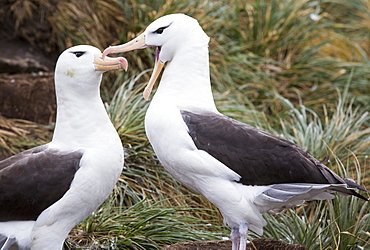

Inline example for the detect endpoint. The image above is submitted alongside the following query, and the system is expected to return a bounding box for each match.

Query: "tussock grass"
[106,71,149,147]
[48,0,125,50]
[260,189,370,249]
[274,92,370,169]
[67,198,225,250]
[0,116,52,158]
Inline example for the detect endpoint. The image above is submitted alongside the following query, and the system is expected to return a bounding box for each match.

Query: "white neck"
[51,79,117,150]
[153,40,217,112]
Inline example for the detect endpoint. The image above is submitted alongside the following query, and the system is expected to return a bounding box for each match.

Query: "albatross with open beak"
[103,14,369,250]
[0,45,127,250]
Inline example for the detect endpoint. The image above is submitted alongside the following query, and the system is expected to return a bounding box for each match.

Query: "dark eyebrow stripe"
[70,51,86,55]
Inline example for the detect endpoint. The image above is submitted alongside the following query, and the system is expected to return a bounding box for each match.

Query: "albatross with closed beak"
[103,14,369,250]
[0,45,127,250]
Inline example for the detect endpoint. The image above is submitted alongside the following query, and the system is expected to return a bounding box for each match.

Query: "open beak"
[143,49,165,100]
[103,33,165,100]
[94,53,128,72]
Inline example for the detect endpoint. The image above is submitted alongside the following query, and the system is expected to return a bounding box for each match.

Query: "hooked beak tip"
[102,47,112,59]
[119,57,129,71]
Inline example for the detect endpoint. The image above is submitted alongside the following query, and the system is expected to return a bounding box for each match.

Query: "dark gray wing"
[0,145,83,221]
[181,111,360,187]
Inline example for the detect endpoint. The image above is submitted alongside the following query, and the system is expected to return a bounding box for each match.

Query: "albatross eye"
[71,51,85,58]
[153,25,170,34]
[153,27,165,34]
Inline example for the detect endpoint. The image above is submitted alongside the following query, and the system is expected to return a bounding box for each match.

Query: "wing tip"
[343,178,369,201]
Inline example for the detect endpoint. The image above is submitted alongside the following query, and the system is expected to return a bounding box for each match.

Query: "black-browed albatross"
[0,45,127,250]
[103,14,369,250]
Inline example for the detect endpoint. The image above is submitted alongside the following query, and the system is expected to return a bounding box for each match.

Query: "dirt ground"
[0,38,57,125]
[164,239,307,250]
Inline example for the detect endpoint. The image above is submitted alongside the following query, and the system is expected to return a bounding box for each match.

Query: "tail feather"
[255,181,369,213]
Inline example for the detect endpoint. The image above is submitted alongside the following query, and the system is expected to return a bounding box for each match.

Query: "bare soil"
[0,38,57,125]
[164,239,307,250]
[0,72,56,124]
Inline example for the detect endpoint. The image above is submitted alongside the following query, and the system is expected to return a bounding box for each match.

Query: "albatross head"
[55,45,128,98]
[102,14,209,100]
[57,45,128,76]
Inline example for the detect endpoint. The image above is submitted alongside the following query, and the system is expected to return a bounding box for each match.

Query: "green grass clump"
[259,179,370,249]
[67,198,224,249]
[260,196,370,249]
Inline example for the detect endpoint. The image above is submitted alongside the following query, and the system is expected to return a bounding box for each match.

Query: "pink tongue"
[155,47,160,62]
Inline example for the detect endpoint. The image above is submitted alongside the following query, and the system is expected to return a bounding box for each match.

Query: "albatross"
[103,14,369,250]
[0,45,127,250]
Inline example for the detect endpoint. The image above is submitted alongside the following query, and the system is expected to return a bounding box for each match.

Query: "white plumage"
[103,14,369,250]
[0,45,127,250]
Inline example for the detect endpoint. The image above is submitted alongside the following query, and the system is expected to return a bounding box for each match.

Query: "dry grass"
[48,0,126,50]
[0,116,51,159]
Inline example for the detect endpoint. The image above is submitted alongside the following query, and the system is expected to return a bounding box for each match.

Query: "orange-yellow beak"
[94,52,128,72]
[103,33,165,100]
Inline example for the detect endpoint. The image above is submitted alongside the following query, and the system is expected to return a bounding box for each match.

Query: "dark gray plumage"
[0,145,82,221]
[181,110,368,200]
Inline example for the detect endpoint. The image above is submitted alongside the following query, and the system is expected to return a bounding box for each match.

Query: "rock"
[0,57,49,74]
[0,39,56,74]
[0,72,56,124]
